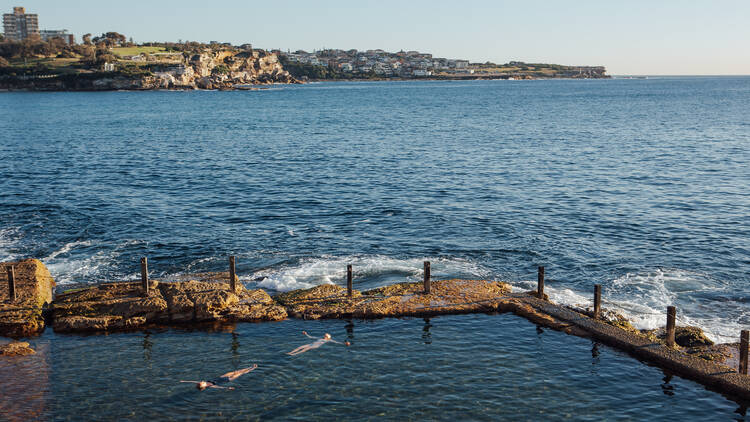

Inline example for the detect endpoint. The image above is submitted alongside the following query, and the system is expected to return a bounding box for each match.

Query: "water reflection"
[661,371,675,397]
[345,319,354,343]
[735,403,747,420]
[591,342,601,360]
[143,332,153,362]
[231,332,240,367]
[422,318,432,344]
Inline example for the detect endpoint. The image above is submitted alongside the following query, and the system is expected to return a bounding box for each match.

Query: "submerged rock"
[52,280,286,333]
[0,259,55,338]
[0,341,35,356]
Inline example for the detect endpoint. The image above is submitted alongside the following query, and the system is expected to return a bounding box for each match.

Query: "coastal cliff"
[0,49,298,91]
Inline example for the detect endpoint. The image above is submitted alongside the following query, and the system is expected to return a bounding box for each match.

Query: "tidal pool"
[1,313,747,421]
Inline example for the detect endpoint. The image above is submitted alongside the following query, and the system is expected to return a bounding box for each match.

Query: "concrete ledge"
[513,293,750,401]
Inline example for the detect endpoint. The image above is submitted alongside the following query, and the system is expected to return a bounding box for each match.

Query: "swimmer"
[287,331,350,356]
[180,364,258,390]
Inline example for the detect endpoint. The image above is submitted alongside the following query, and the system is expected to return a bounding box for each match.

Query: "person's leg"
[288,345,311,355]
[222,366,257,380]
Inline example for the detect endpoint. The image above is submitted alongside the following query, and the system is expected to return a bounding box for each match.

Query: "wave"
[518,268,742,344]
[0,227,22,261]
[244,255,491,293]
[44,239,141,286]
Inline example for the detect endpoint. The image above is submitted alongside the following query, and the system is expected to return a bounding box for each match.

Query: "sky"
[5,0,750,75]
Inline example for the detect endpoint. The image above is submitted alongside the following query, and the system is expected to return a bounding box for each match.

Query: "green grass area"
[111,46,167,57]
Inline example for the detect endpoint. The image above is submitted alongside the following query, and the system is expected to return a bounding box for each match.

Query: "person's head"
[197,381,210,390]
[323,333,332,340]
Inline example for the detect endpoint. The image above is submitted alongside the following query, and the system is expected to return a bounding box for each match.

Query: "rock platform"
[2,258,750,401]
[52,280,287,333]
[276,279,512,319]
[0,259,55,338]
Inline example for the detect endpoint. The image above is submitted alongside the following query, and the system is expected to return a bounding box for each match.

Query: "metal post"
[666,306,676,348]
[6,266,16,302]
[347,264,353,297]
[423,261,431,294]
[229,256,237,292]
[593,284,602,319]
[141,257,149,297]
[740,330,749,375]
[537,266,545,299]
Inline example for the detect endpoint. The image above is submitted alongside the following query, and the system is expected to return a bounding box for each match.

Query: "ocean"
[1,77,749,419]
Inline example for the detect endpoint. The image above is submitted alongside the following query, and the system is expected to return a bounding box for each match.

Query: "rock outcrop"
[0,341,35,356]
[276,279,512,319]
[0,259,55,338]
[52,280,286,333]
[0,49,299,91]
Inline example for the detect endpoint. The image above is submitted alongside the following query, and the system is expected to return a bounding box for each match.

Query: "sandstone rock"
[642,325,714,348]
[276,279,512,320]
[0,341,35,356]
[276,284,362,319]
[0,259,55,338]
[51,280,286,333]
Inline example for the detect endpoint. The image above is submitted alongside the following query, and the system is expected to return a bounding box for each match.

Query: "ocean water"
[1,77,749,418]
[2,78,749,342]
[2,314,749,421]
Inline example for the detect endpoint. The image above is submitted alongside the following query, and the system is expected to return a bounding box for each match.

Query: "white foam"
[44,240,93,261]
[246,255,491,292]
[0,227,22,261]
[520,268,744,344]
[44,239,140,285]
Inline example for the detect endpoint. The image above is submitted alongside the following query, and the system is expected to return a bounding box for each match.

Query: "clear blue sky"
[7,0,750,75]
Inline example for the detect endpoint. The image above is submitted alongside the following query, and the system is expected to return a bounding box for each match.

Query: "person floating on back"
[287,331,350,356]
[180,364,258,390]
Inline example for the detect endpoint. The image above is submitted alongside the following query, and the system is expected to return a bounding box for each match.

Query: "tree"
[92,32,127,48]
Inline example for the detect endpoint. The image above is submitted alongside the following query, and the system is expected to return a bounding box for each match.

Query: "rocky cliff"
[0,49,298,91]
[155,49,297,89]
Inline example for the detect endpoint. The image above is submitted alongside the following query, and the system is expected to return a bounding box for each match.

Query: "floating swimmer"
[287,331,350,356]
[180,364,258,390]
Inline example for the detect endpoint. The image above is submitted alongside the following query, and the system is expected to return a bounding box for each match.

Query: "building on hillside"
[40,29,74,44]
[454,60,469,69]
[3,6,39,41]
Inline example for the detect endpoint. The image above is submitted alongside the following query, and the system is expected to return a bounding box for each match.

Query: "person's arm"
[302,331,315,339]
[209,385,235,390]
[179,381,199,384]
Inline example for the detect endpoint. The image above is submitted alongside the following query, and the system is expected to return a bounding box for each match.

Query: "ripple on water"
[1,314,741,420]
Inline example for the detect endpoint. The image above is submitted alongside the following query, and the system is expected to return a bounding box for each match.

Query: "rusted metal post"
[423,261,431,294]
[140,257,149,297]
[593,284,602,319]
[537,266,545,299]
[346,264,353,297]
[229,256,237,292]
[740,330,749,375]
[666,306,676,348]
[6,266,16,302]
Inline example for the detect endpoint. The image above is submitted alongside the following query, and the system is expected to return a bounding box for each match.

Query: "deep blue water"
[1,77,749,418]
[2,78,748,341]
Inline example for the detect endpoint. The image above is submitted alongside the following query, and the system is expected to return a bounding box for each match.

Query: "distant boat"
[507,77,515,81]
